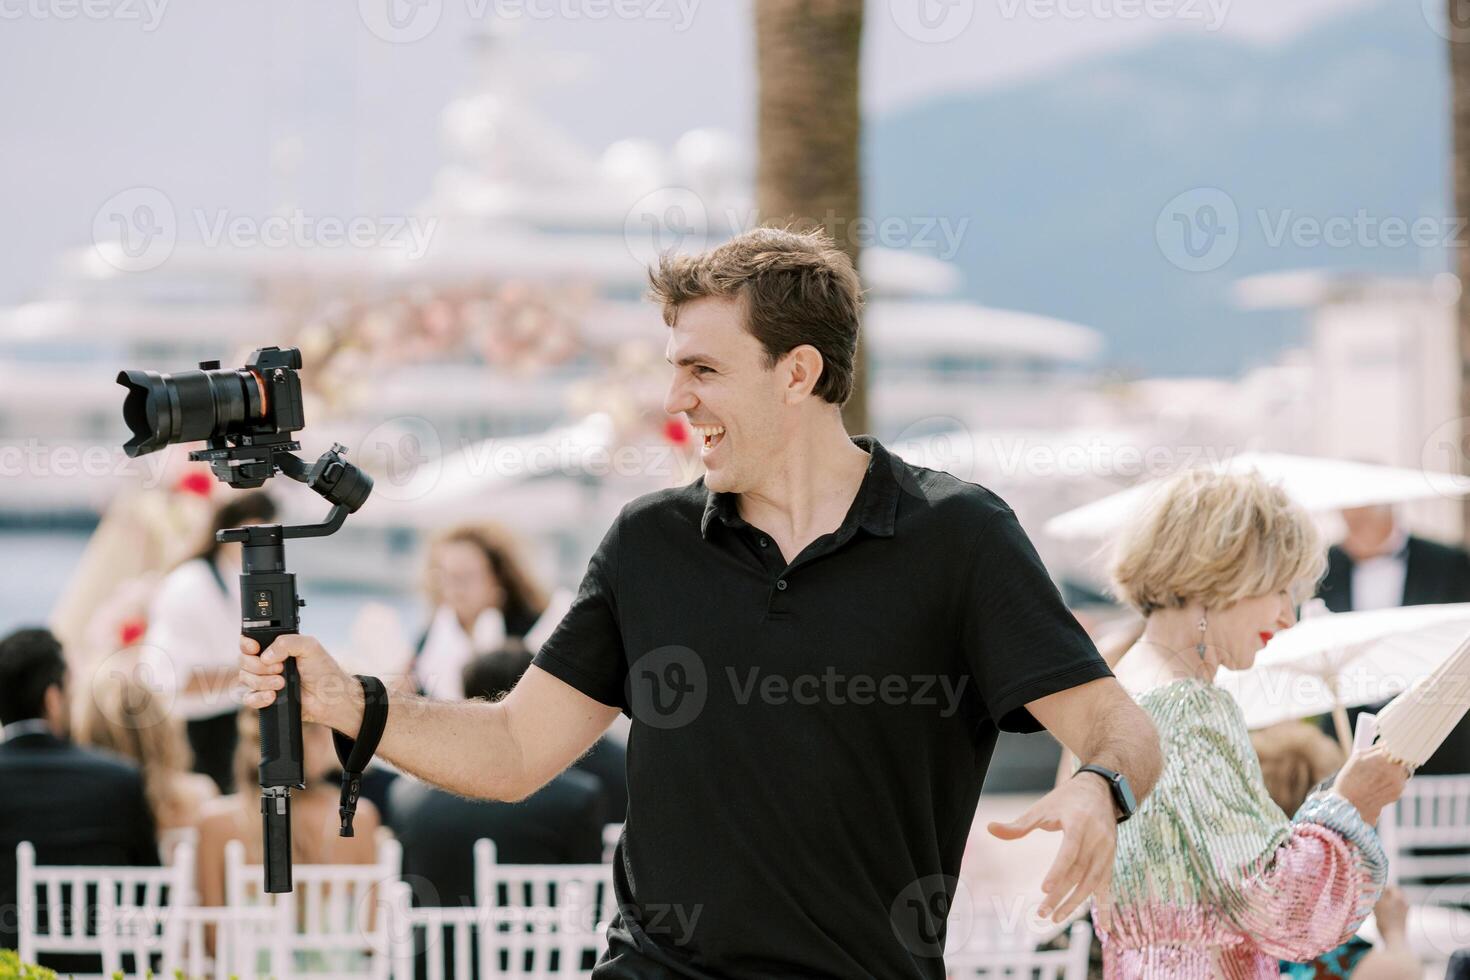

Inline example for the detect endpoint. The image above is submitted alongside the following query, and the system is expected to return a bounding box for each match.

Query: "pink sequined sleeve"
[1169,689,1387,961]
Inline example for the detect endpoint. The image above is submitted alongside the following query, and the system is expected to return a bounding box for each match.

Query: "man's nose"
[664,377,696,417]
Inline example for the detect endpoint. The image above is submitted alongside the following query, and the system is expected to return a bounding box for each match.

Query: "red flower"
[119,618,147,648]
[174,470,214,498]
[663,418,689,446]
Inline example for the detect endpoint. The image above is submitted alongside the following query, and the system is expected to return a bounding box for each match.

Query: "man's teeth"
[691,424,725,447]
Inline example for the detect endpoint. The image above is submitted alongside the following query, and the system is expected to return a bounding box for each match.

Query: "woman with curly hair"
[1098,469,1411,977]
[410,522,550,701]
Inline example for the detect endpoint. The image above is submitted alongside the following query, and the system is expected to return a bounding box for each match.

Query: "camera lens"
[117,366,265,457]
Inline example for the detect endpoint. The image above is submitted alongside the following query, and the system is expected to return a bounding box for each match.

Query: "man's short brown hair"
[648,227,864,405]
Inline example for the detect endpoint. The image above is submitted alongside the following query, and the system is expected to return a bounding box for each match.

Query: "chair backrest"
[1386,774,1470,908]
[16,839,195,978]
[223,833,403,980]
[387,881,601,980]
[944,920,1093,980]
[470,838,612,977]
[601,823,621,864]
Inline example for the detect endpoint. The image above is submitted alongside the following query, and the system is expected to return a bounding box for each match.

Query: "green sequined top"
[1097,677,1387,978]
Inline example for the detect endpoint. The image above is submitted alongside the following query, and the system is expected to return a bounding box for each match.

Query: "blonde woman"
[74,667,217,855]
[1098,470,1410,977]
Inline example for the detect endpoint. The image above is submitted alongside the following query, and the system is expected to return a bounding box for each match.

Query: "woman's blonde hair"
[1110,469,1326,616]
[75,668,197,829]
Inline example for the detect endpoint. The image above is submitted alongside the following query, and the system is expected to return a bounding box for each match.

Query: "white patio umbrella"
[1044,452,1470,541]
[1213,602,1470,752]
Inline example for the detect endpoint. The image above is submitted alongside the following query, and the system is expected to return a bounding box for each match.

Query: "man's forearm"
[1079,697,1162,804]
[329,687,528,801]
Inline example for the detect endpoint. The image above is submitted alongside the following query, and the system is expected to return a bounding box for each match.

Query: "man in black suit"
[388,646,607,907]
[0,627,160,965]
[1315,504,1470,773]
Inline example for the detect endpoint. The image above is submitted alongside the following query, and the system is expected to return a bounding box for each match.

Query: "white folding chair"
[945,920,1093,980]
[16,839,196,978]
[472,839,612,977]
[222,833,402,980]
[1384,774,1470,908]
[601,823,621,864]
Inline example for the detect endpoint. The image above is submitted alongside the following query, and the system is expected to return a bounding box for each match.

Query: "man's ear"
[43,682,67,735]
[782,345,825,403]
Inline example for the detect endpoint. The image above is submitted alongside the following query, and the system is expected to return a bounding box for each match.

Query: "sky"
[0,0,1381,307]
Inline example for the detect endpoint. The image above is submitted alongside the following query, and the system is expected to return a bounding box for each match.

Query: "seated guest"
[193,709,380,909]
[1251,722,1421,980]
[389,646,605,906]
[410,523,549,701]
[75,667,218,856]
[0,627,160,964]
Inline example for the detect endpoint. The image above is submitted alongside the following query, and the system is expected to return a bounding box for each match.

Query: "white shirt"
[414,605,506,701]
[142,557,243,721]
[1350,525,1410,612]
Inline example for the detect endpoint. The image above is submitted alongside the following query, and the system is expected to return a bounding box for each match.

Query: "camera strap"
[333,675,389,837]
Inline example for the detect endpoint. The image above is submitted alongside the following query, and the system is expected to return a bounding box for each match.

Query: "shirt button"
[776,579,788,591]
[759,537,769,548]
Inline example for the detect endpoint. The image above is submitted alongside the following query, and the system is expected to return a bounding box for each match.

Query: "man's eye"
[693,365,713,375]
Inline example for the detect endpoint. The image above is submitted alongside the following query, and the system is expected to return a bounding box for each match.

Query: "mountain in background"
[866,0,1448,376]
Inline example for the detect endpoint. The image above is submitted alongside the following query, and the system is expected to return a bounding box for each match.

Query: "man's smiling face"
[663,295,787,494]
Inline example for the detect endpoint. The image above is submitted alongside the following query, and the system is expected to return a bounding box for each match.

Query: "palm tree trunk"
[754,0,868,434]
[1453,2,1470,543]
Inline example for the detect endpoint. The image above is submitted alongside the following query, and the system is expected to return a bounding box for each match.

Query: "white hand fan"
[1373,630,1470,768]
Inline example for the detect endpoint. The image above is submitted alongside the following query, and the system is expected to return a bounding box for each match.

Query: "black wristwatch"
[1075,764,1137,823]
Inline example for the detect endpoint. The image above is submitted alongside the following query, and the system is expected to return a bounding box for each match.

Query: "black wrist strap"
[333,675,388,838]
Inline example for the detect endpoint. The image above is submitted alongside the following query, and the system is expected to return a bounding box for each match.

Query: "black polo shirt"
[532,435,1112,979]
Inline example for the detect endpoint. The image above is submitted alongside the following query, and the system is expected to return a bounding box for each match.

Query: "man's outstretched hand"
[986,772,1117,929]
[238,634,363,734]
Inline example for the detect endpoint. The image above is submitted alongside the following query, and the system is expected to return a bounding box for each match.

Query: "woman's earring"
[1196,612,1208,660]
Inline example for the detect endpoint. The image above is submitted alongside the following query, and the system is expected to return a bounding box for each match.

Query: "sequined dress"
[1095,678,1387,978]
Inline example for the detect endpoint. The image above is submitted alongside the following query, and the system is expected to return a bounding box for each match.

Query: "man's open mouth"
[691,424,726,455]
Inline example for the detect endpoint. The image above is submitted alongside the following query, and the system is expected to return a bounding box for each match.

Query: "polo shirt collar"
[700,435,900,540]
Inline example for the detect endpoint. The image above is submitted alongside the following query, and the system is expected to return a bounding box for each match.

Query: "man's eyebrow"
[665,354,724,368]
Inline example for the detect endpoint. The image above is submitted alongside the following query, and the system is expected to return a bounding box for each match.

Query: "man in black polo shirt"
[240,228,1162,978]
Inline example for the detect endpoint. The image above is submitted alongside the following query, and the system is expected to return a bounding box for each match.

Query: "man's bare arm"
[988,676,1161,926]
[238,634,620,801]
[1031,676,1162,803]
